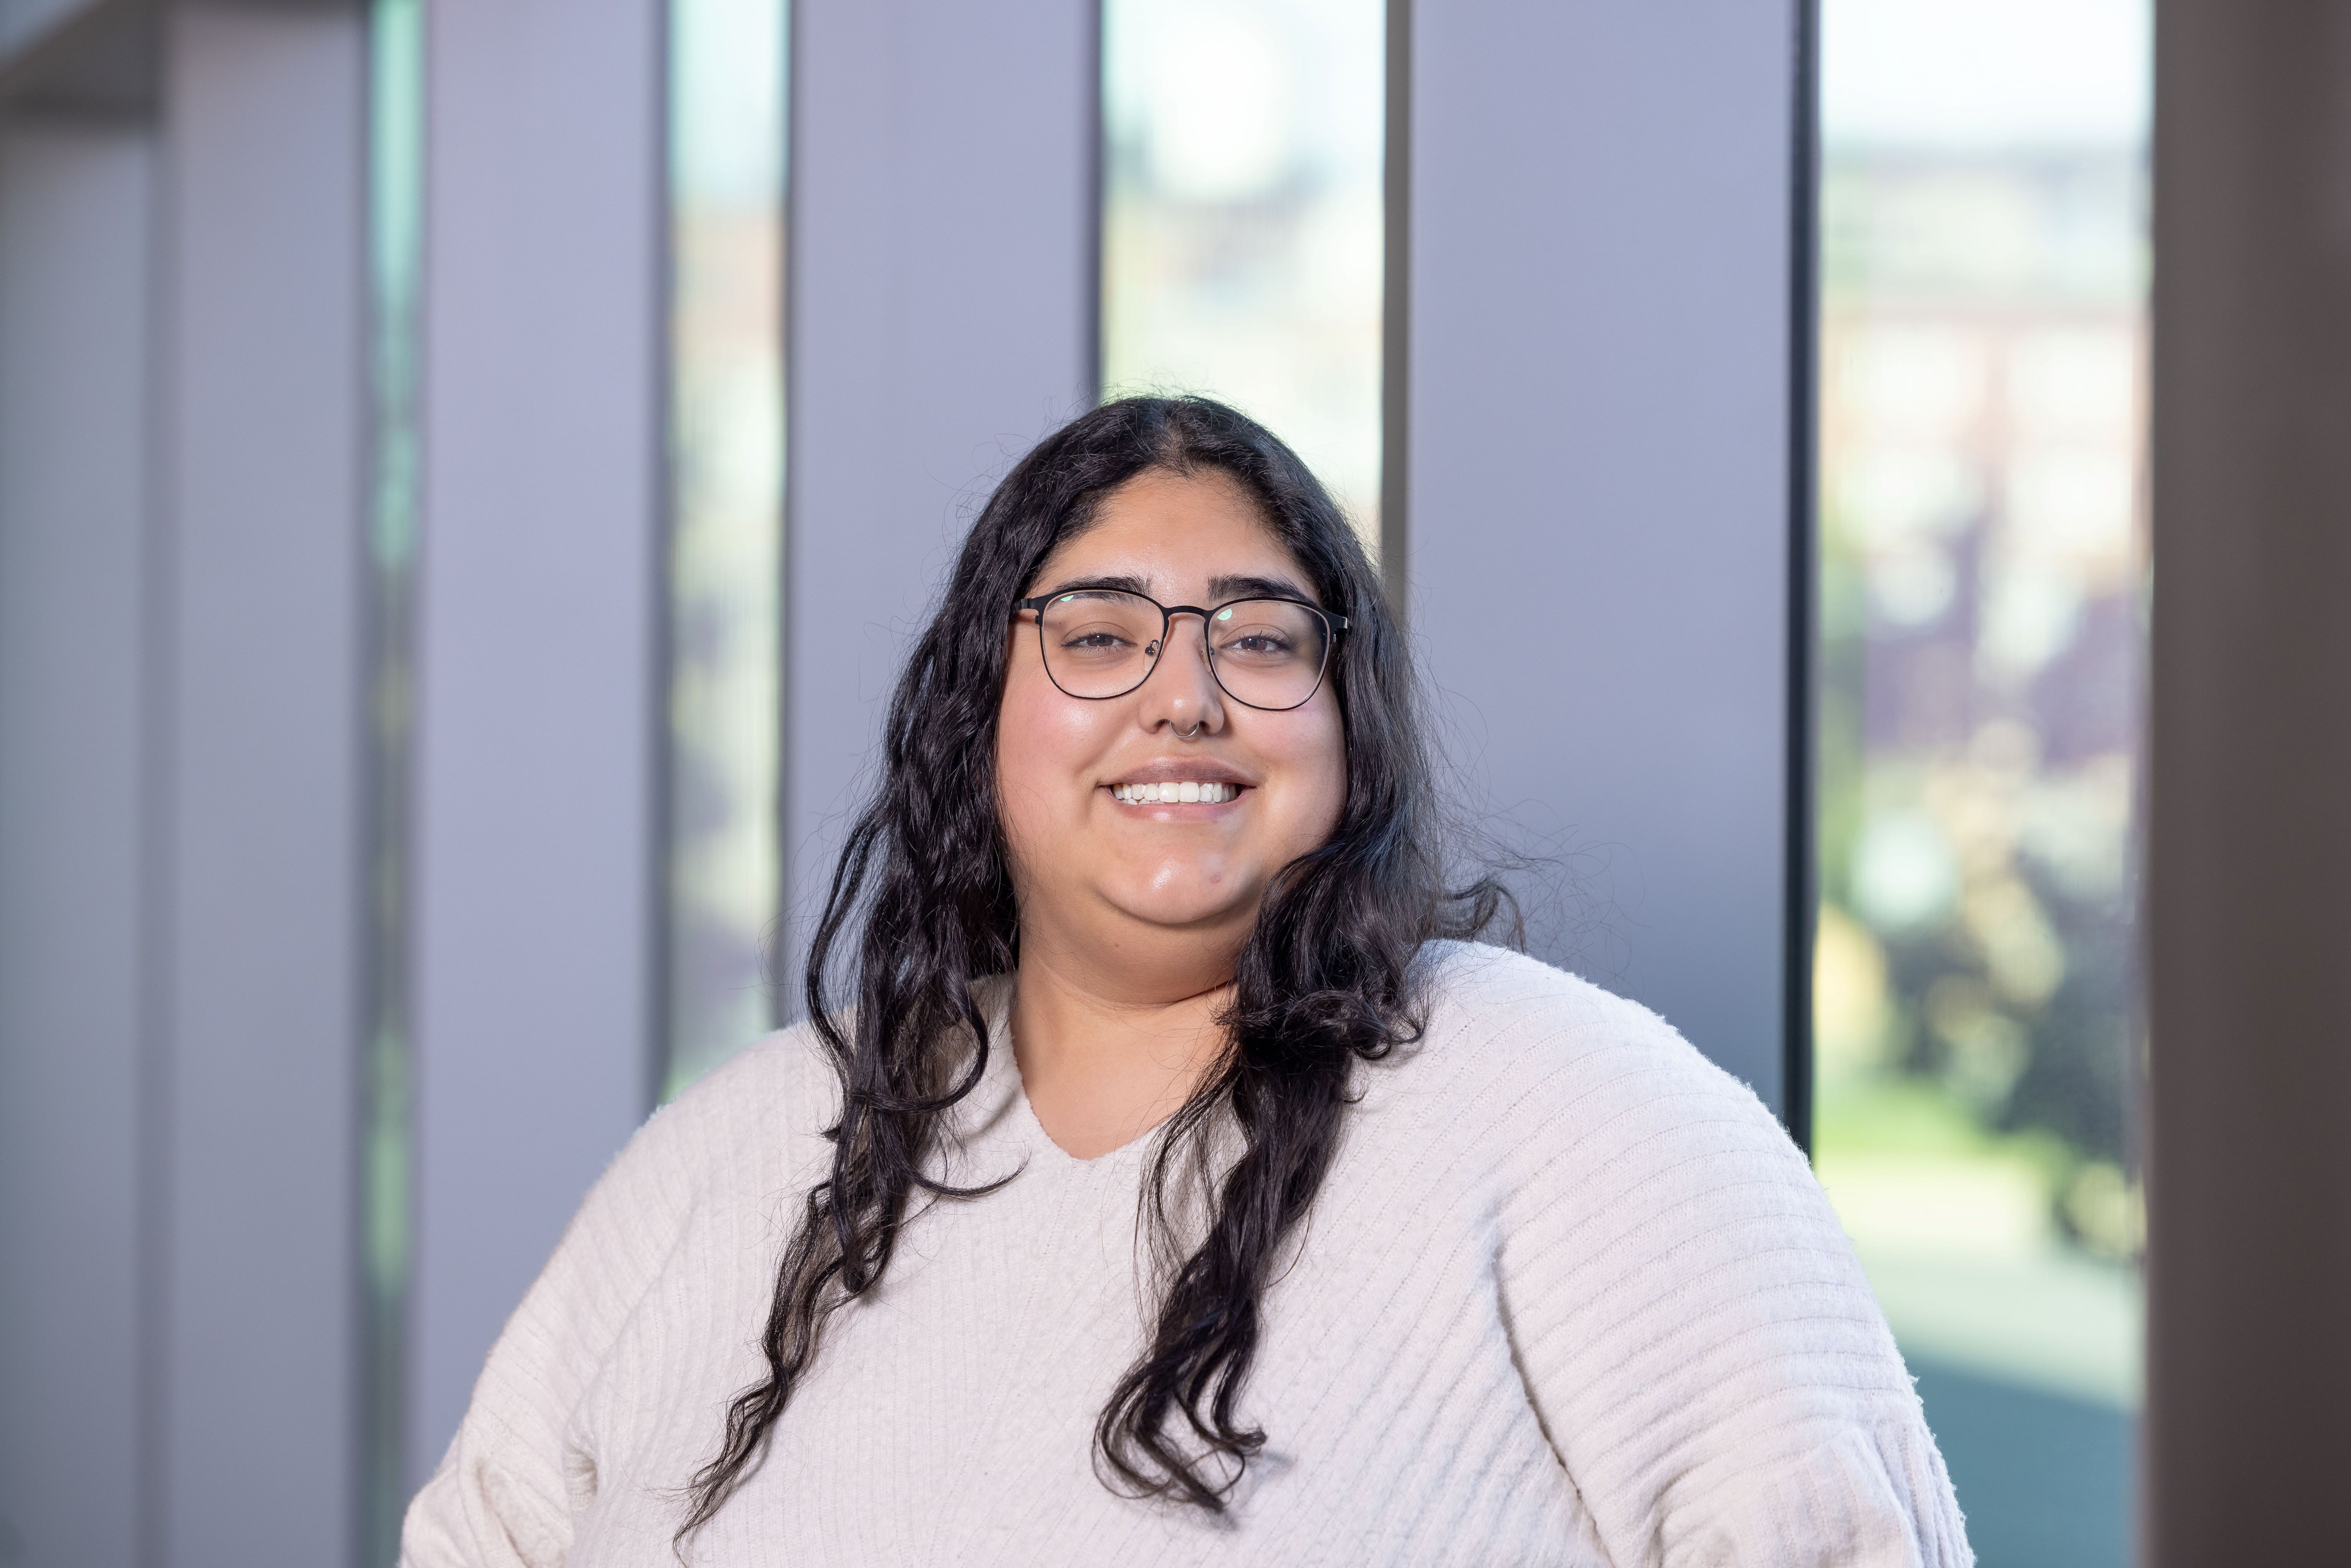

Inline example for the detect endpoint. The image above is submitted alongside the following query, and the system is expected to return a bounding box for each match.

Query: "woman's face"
[996,468,1348,984]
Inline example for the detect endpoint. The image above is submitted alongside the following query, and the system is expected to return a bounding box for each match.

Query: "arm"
[398,1041,796,1568]
[1483,986,1970,1567]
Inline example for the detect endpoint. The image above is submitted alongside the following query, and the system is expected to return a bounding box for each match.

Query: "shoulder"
[1366,942,1838,1304]
[398,1024,840,1567]
[482,1021,838,1336]
[1383,940,1796,1175]
[1385,949,1958,1564]
[1414,939,1696,1063]
[630,1019,841,1205]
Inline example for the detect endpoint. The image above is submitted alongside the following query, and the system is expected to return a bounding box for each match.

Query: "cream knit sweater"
[401,944,1970,1566]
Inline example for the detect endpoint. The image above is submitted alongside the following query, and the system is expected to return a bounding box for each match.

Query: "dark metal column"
[2147,2,2351,1560]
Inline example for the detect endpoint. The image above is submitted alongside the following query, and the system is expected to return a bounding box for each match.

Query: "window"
[662,0,789,1095]
[1813,2,2150,1561]
[1101,0,1386,546]
[364,1,422,1556]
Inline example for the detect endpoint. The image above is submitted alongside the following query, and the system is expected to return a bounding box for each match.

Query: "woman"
[403,398,1968,1566]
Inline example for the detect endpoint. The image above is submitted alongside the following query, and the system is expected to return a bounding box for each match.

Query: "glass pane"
[664,0,788,1096]
[1101,0,1386,544]
[1814,3,2150,1564]
[363,0,423,1558]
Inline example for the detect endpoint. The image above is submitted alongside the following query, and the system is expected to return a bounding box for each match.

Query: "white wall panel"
[409,0,664,1483]
[1406,0,1802,1108]
[0,121,152,1568]
[157,3,370,1558]
[783,0,1096,972]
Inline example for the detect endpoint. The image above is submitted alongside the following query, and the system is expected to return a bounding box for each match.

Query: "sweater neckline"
[976,980,1160,1178]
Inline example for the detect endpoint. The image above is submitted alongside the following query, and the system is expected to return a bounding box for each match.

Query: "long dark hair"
[679,396,1506,1535]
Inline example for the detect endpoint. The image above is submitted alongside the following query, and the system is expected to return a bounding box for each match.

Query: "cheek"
[1261,705,1349,850]
[994,656,1110,844]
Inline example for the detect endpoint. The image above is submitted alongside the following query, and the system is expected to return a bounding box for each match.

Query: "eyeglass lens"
[1036,591,1331,710]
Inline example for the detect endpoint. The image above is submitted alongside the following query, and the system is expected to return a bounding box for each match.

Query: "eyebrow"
[1034,571,1318,606]
[1206,572,1315,605]
[1037,573,1153,598]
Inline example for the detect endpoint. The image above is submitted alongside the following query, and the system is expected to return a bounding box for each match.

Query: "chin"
[1106,877,1260,935]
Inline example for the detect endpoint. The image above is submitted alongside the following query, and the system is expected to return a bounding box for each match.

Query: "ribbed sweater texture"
[401,943,1971,1566]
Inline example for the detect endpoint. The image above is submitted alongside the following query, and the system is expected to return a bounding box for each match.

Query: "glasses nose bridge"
[1150,601,1215,655]
[1156,601,1213,639]
[1141,601,1221,694]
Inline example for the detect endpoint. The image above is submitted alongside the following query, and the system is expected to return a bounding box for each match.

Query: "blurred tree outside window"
[1815,2,2149,1563]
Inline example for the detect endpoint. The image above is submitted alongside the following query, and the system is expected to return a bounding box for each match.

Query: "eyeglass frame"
[1011,589,1350,712]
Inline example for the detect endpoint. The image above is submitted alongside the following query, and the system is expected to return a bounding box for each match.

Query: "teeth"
[1114,782,1235,804]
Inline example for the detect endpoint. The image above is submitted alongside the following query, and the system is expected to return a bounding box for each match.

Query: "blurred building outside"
[1813,1,2149,1561]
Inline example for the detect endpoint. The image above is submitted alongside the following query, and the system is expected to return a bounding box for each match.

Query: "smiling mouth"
[1110,781,1240,805]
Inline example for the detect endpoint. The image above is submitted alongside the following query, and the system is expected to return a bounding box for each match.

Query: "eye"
[1227,631,1294,655]
[1210,617,1304,662]
[1040,593,1157,649]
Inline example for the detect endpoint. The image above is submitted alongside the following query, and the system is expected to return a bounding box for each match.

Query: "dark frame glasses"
[1012,589,1349,712]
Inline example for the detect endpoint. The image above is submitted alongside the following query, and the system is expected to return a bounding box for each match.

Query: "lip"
[1106,783,1244,812]
[1104,758,1255,789]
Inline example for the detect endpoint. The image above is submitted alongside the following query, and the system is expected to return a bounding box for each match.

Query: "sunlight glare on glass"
[1821,0,2149,150]
[1101,0,1386,547]
[664,0,787,1097]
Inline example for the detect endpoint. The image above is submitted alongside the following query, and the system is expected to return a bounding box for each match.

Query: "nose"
[1138,609,1225,737]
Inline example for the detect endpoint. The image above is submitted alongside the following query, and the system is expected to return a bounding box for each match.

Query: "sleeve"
[397,1044,789,1568]
[1483,980,1972,1568]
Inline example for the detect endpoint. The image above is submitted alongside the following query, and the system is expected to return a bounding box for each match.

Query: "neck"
[1008,935,1235,1161]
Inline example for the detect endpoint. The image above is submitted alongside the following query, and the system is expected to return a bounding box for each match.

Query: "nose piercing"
[1175,721,1203,740]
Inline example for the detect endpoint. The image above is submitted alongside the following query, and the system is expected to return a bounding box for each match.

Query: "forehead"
[1035,468,1311,598]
